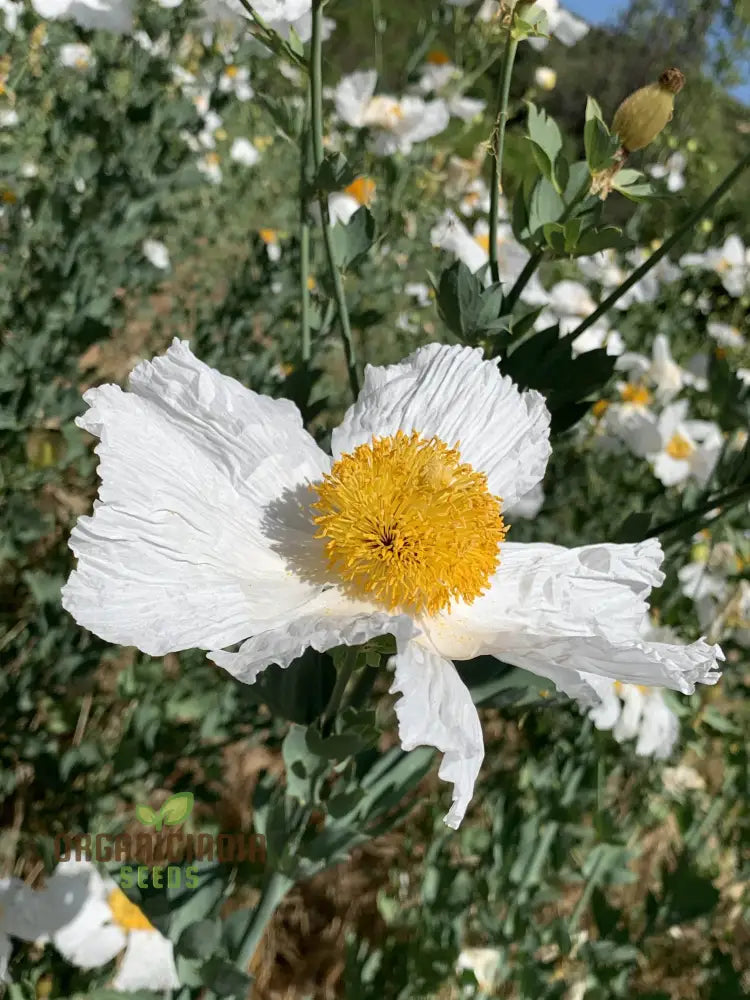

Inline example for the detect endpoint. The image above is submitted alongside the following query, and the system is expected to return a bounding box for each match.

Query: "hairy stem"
[489,30,519,285]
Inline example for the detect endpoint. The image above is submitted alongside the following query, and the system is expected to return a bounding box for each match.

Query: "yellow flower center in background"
[474,232,490,253]
[311,431,506,615]
[426,49,451,65]
[619,383,652,407]
[107,888,154,932]
[258,227,277,245]
[592,399,609,418]
[344,176,376,206]
[225,64,239,78]
[665,432,694,460]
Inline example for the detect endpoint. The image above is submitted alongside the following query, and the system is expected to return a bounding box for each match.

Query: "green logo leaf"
[160,792,194,829]
[135,803,157,827]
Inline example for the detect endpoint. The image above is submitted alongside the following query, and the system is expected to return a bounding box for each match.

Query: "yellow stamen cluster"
[344,176,376,206]
[620,383,652,407]
[311,431,506,615]
[665,432,694,460]
[108,888,154,932]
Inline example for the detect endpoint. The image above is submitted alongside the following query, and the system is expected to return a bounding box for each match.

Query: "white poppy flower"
[576,249,625,290]
[197,152,222,184]
[0,0,22,31]
[504,482,544,520]
[648,151,686,192]
[0,109,19,129]
[616,334,686,401]
[571,323,624,359]
[230,137,260,167]
[0,878,54,982]
[142,239,170,271]
[62,343,722,828]
[646,401,723,487]
[218,65,253,102]
[681,235,748,298]
[431,211,544,300]
[527,0,589,48]
[44,861,179,992]
[457,946,501,992]
[31,0,133,33]
[59,43,93,68]
[589,679,679,759]
[707,321,745,350]
[333,71,449,155]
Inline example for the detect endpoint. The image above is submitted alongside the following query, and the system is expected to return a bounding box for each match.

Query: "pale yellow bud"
[612,68,685,153]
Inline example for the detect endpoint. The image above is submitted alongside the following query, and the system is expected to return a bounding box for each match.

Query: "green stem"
[235,869,293,969]
[322,648,358,730]
[570,150,750,340]
[569,848,607,933]
[233,0,307,70]
[300,221,311,364]
[489,30,519,285]
[372,0,383,76]
[644,483,750,539]
[310,0,360,399]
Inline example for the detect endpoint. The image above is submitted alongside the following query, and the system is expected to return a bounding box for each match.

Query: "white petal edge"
[113,930,180,992]
[389,641,484,829]
[209,588,418,685]
[330,343,551,507]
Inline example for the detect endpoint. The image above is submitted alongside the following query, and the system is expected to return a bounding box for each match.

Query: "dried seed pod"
[612,68,685,153]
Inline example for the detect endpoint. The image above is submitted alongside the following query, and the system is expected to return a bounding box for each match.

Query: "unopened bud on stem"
[612,67,685,153]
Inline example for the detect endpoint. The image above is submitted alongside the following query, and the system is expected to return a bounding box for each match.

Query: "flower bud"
[611,68,685,153]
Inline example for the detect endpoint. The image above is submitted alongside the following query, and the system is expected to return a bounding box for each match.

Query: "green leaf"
[331,207,375,271]
[256,648,336,724]
[526,176,565,236]
[584,96,620,173]
[135,803,157,827]
[177,919,222,960]
[282,724,325,804]
[526,102,564,190]
[161,791,194,827]
[312,153,357,194]
[200,957,253,998]
[614,511,653,543]
[661,852,720,925]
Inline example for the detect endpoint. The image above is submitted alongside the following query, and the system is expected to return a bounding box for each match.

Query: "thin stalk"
[570,150,750,340]
[644,482,750,539]
[372,0,383,77]
[300,222,311,363]
[488,30,519,285]
[235,869,293,968]
[233,0,307,70]
[310,0,360,399]
[322,648,358,731]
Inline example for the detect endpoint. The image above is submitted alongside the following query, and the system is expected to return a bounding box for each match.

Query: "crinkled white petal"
[586,676,622,730]
[44,862,126,967]
[613,684,644,742]
[390,641,483,829]
[425,540,722,699]
[63,341,329,655]
[0,933,10,985]
[331,343,551,507]
[334,70,377,127]
[209,589,417,685]
[113,929,180,992]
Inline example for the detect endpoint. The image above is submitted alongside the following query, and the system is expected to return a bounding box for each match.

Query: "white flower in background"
[0,109,19,128]
[738,367,750,386]
[648,151,686,192]
[528,0,589,48]
[662,764,706,795]
[328,176,376,226]
[44,861,179,992]
[431,211,545,302]
[647,401,723,488]
[333,70,449,155]
[404,282,432,308]
[534,66,557,90]
[589,678,679,759]
[458,177,491,217]
[258,227,282,261]
[197,152,222,184]
[457,947,501,993]
[598,381,660,458]
[200,0,310,23]
[31,0,133,32]
[133,30,170,56]
[576,249,625,290]
[230,137,260,167]
[156,0,182,7]
[218,64,253,101]
[571,323,625,359]
[537,279,595,334]
[616,334,686,401]
[413,51,486,122]
[681,234,748,298]
[62,341,722,828]
[142,239,170,271]
[59,42,93,68]
[0,0,22,31]
[707,321,745,350]
[613,248,682,310]
[0,878,52,983]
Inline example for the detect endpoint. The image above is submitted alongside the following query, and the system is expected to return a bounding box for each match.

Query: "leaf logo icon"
[135,792,194,832]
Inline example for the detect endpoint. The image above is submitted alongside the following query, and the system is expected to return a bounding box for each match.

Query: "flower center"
[344,176,376,206]
[310,431,506,615]
[620,383,652,407]
[427,49,451,65]
[474,232,490,253]
[225,64,239,78]
[665,432,694,460]
[107,888,154,932]
[365,96,404,129]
